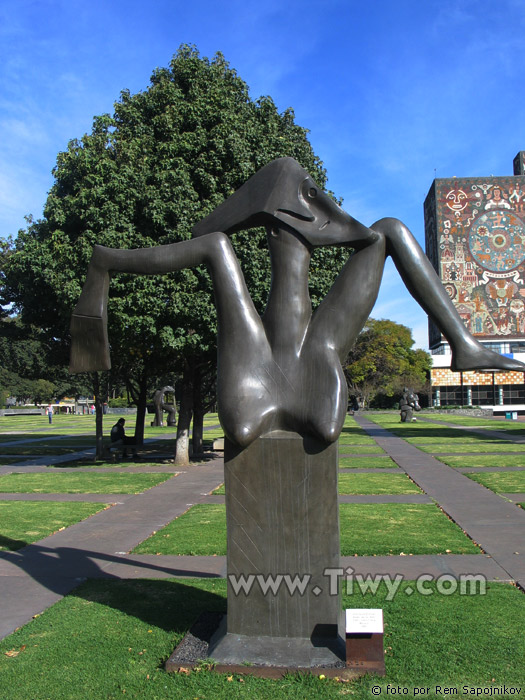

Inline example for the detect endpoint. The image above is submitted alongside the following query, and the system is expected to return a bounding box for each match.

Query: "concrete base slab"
[208,614,346,667]
[166,612,354,677]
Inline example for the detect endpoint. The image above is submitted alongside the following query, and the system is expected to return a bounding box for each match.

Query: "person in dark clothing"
[110,418,137,458]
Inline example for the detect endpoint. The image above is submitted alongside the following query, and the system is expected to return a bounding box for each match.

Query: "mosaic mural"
[425,170,525,345]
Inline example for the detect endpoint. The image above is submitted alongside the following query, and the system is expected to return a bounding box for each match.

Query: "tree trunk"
[192,366,204,455]
[192,409,204,455]
[133,372,148,446]
[93,372,105,460]
[175,368,193,466]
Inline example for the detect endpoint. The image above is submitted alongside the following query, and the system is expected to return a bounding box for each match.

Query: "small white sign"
[346,608,383,634]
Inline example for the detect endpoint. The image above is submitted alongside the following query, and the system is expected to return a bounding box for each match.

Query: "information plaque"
[346,609,383,634]
[345,608,385,676]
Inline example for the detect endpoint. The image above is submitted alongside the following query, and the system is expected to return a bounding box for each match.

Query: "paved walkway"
[0,415,523,640]
[353,415,525,589]
[0,458,226,639]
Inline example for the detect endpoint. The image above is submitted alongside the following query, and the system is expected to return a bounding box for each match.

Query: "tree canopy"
[2,45,350,459]
[345,318,431,408]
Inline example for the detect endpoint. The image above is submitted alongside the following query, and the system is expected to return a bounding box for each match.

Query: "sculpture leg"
[70,232,267,373]
[306,234,387,360]
[308,218,524,372]
[372,218,525,371]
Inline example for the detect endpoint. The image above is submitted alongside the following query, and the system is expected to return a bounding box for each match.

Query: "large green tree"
[0,316,92,407]
[3,45,349,461]
[345,319,432,408]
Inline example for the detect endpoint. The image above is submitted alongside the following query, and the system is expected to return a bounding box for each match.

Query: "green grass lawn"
[339,456,398,468]
[0,413,180,440]
[337,435,376,444]
[417,442,525,454]
[0,500,109,550]
[339,503,479,555]
[0,577,521,699]
[203,430,225,440]
[465,471,525,493]
[132,502,479,557]
[203,413,219,424]
[0,472,173,494]
[438,454,525,468]
[338,417,378,444]
[133,503,227,556]
[420,413,525,431]
[338,444,385,454]
[338,433,376,445]
[403,435,508,444]
[338,473,421,495]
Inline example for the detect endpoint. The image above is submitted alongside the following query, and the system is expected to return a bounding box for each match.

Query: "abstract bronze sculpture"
[70,157,524,670]
[70,157,523,446]
[399,388,421,423]
[152,386,176,427]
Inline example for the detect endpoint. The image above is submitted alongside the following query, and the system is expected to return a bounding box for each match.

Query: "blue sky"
[2,0,525,349]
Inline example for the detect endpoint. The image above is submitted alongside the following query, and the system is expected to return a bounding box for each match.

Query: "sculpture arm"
[70,233,266,373]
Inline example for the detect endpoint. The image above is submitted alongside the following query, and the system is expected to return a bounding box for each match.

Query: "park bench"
[1,410,43,416]
[103,439,139,462]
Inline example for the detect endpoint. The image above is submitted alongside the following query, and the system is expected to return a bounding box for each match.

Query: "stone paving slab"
[0,493,133,502]
[0,576,83,638]
[338,494,432,504]
[198,494,433,505]
[0,460,217,475]
[355,415,525,588]
[339,452,388,459]
[500,493,525,502]
[340,553,510,580]
[457,466,525,472]
[429,451,525,457]
[0,450,97,469]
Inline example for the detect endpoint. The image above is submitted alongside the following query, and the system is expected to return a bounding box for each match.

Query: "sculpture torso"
[217,228,347,447]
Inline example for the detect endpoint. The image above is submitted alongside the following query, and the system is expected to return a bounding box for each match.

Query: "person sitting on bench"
[110,418,137,459]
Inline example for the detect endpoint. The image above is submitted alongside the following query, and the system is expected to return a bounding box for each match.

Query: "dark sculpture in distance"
[69,158,524,446]
[152,386,176,427]
[399,388,421,423]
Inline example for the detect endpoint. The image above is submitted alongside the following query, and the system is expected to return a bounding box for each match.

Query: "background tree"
[3,45,350,462]
[345,318,431,408]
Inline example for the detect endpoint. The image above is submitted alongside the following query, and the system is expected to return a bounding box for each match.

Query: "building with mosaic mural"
[424,152,525,411]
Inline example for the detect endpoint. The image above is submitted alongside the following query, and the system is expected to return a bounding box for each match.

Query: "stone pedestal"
[209,430,343,666]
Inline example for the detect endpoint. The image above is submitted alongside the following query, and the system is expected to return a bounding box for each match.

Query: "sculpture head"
[192,157,377,248]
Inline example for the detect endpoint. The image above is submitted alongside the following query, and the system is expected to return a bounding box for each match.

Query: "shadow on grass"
[51,448,222,469]
[0,534,29,551]
[70,577,226,633]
